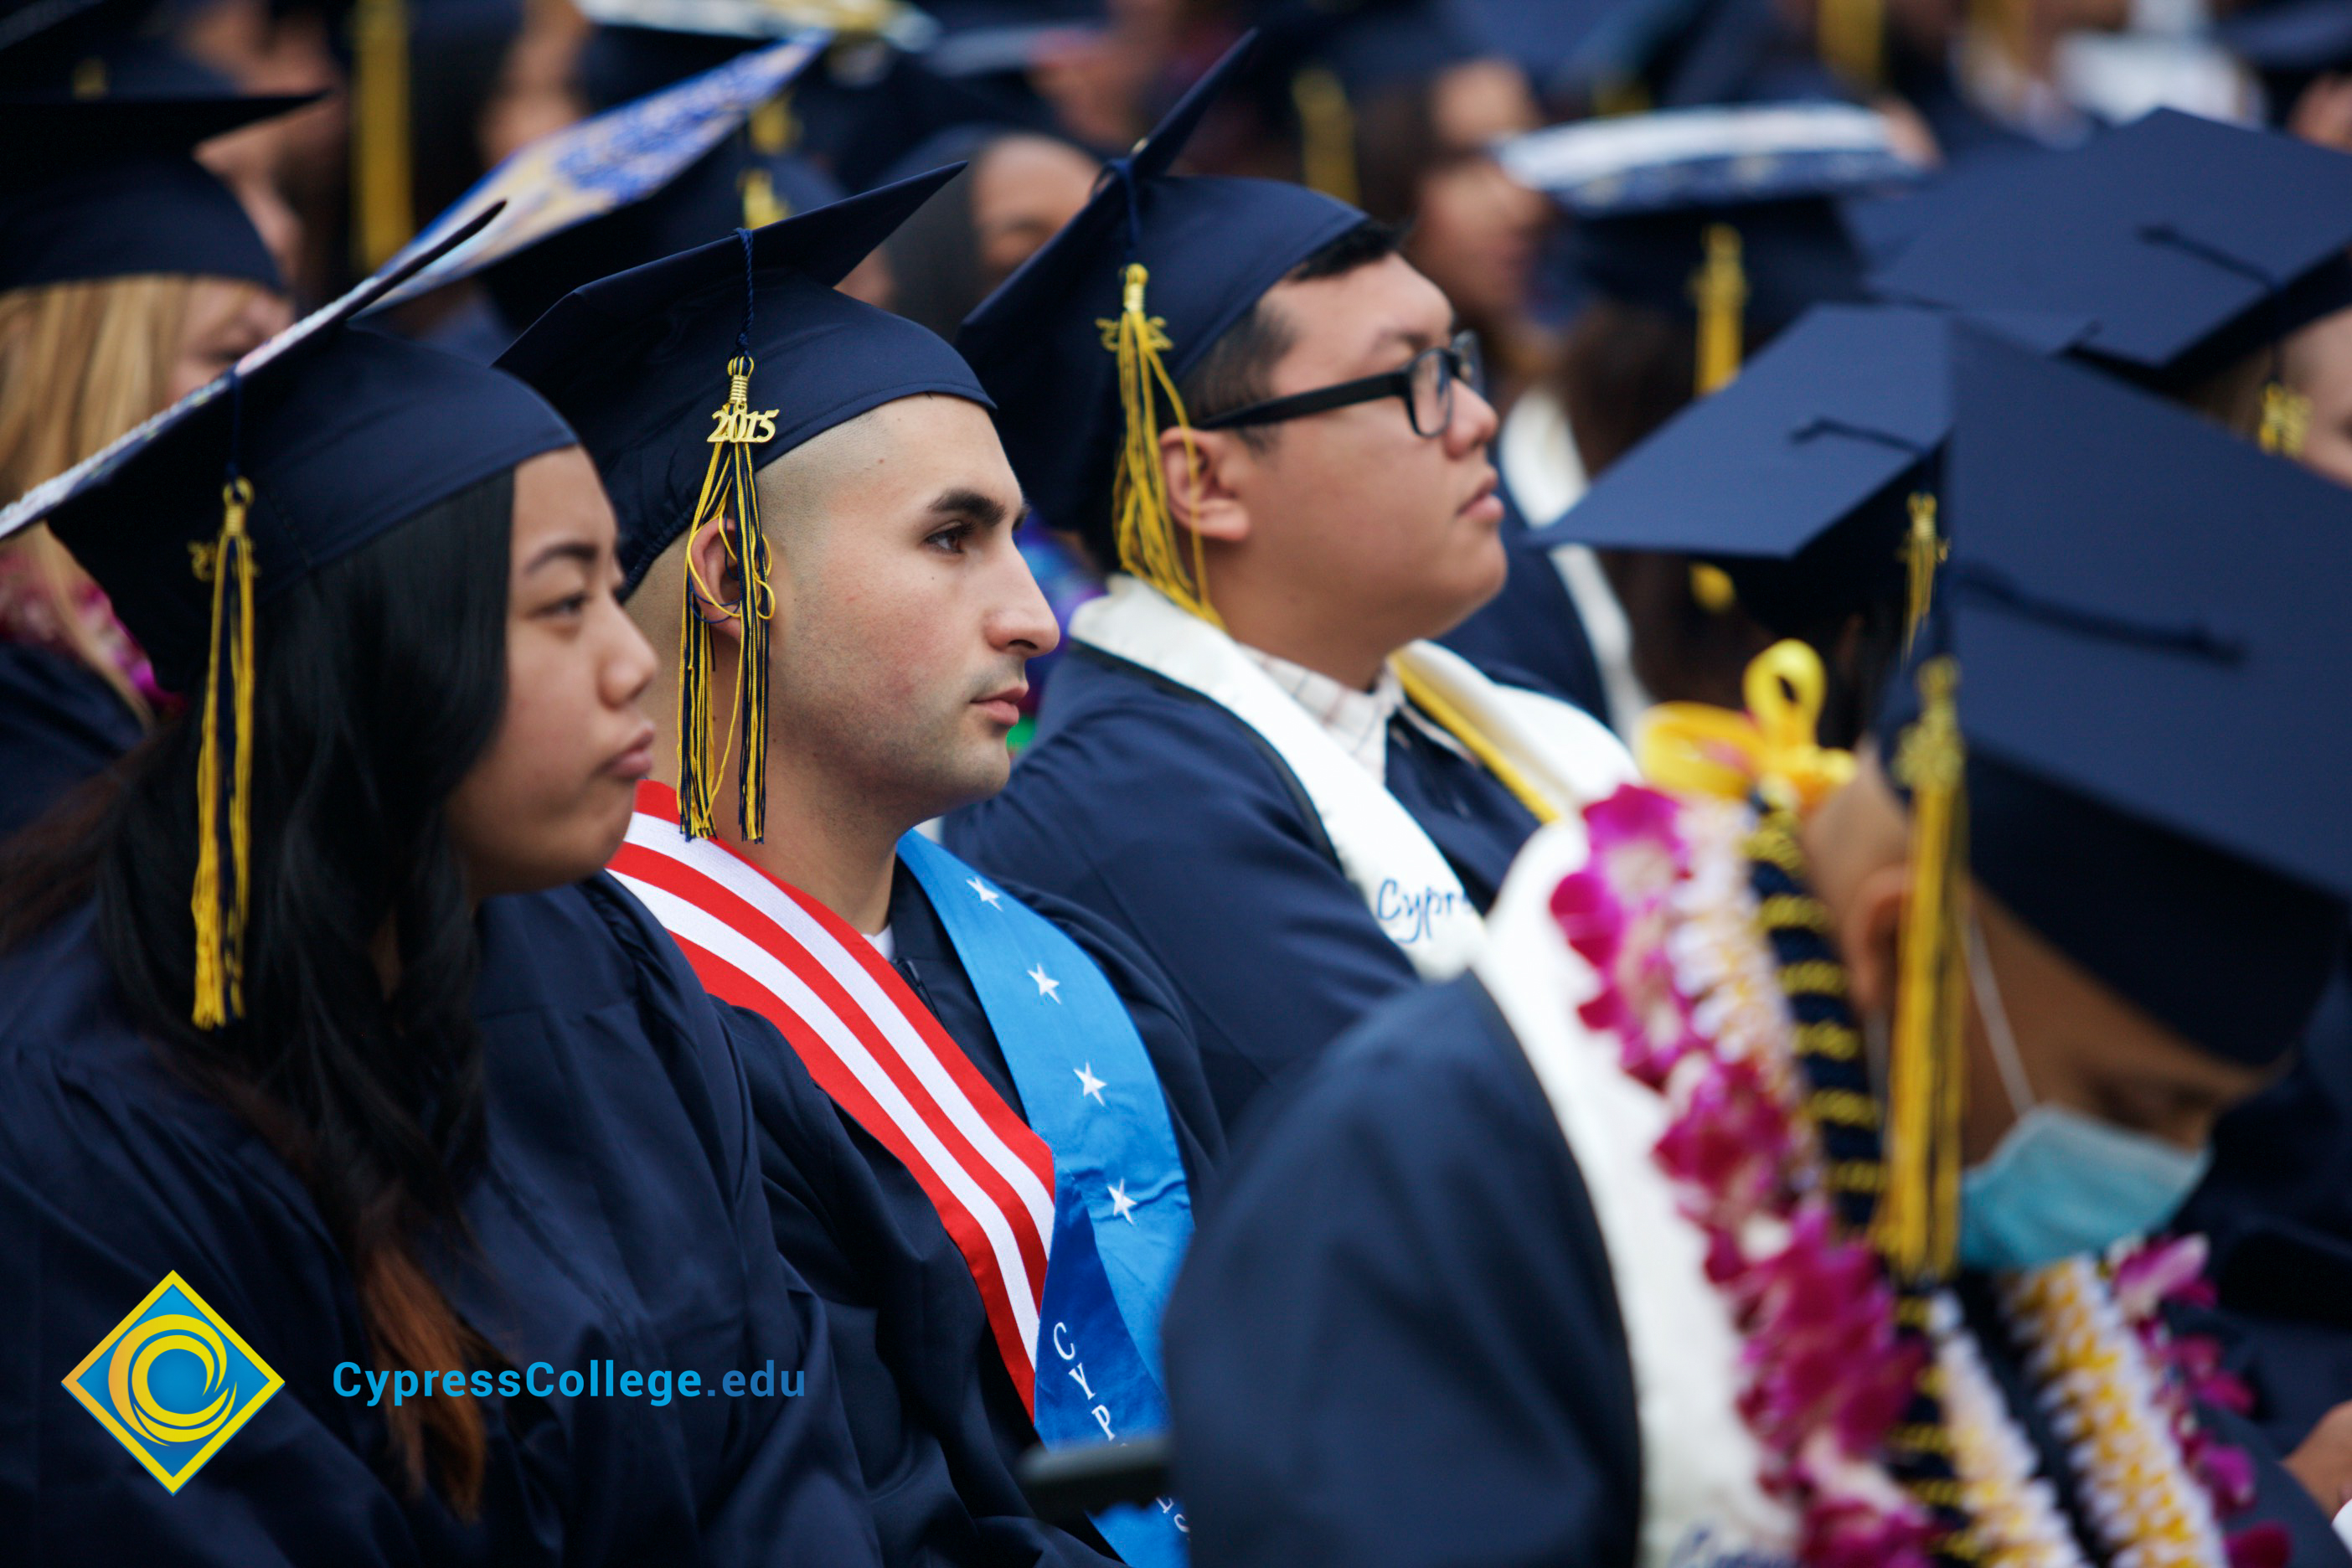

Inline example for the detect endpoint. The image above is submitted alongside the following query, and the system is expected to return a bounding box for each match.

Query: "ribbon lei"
[1100,263,1220,626]
[1638,640,1857,816]
[192,477,258,1028]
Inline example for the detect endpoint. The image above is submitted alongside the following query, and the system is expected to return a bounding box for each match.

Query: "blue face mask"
[1953,916,2213,1275]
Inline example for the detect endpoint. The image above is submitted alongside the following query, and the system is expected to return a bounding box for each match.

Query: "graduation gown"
[1162,972,2349,1568]
[945,644,1544,1130]
[0,877,881,1568]
[725,861,1225,1568]
[0,643,142,841]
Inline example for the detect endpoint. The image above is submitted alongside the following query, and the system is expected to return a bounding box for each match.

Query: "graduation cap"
[363,34,836,326]
[0,91,311,293]
[1503,102,1923,395]
[1239,0,1478,206]
[0,206,576,1029]
[957,30,1365,616]
[498,168,989,841]
[1867,109,2352,415]
[2219,0,2352,123]
[1884,327,2352,1069]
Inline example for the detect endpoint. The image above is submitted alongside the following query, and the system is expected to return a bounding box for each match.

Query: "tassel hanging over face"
[1689,224,1748,397]
[678,355,780,842]
[1879,657,1968,1282]
[191,477,259,1029]
[1901,493,1947,656]
[1098,262,1220,625]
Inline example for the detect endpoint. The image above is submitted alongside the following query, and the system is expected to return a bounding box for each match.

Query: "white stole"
[1473,821,1799,1568]
[1069,575,1633,980]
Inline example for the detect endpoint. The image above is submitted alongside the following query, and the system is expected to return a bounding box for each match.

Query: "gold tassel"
[1818,0,1885,88]
[749,93,796,156]
[1879,656,1968,1281]
[740,168,790,230]
[1291,67,1359,209]
[1901,493,1947,657]
[191,479,259,1029]
[1689,561,1739,614]
[1098,263,1220,624]
[1689,224,1747,396]
[2261,381,2312,457]
[678,356,780,841]
[349,0,415,272]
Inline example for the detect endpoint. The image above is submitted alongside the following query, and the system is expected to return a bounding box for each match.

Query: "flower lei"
[1552,785,1939,1567]
[1552,782,2282,1568]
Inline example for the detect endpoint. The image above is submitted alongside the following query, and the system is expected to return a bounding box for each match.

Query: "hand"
[2284,1400,2352,1514]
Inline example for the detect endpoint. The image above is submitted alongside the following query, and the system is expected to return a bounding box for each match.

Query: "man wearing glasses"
[948,36,1633,1133]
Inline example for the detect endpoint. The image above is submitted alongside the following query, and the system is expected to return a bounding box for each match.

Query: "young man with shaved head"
[502,178,1217,1568]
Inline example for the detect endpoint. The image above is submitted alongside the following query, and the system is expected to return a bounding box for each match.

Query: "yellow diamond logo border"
[62,1270,284,1493]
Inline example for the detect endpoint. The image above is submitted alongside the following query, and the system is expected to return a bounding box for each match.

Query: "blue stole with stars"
[898,832,1193,1565]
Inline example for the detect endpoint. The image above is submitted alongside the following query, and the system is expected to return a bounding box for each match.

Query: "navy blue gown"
[1162,973,2348,1568]
[946,645,1542,1132]
[730,860,1225,1568]
[0,643,142,841]
[0,876,882,1567]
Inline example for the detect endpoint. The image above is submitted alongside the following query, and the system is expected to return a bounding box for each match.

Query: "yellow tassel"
[191,479,259,1029]
[1901,493,1947,657]
[749,93,796,156]
[678,356,780,842]
[70,57,106,96]
[1690,224,1748,396]
[349,0,415,272]
[1098,263,1220,625]
[740,167,790,230]
[1880,656,1968,1281]
[1818,0,1885,88]
[1391,661,1560,825]
[2261,381,2312,457]
[1291,67,1359,208]
[1689,561,1739,614]
[1638,639,1857,816]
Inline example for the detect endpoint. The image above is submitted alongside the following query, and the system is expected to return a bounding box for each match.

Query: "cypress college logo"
[64,1272,283,1492]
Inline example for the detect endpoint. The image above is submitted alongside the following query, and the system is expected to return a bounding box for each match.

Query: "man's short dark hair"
[1177,220,1405,447]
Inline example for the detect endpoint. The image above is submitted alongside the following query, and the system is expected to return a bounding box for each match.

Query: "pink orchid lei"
[1550,784,1940,1567]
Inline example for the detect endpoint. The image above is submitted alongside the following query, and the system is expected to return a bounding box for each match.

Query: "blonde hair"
[0,275,262,720]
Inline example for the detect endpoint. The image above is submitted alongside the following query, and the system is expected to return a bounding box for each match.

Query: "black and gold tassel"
[1901,493,1947,656]
[349,0,415,272]
[1880,657,1968,1282]
[1291,67,1359,208]
[678,354,780,842]
[1689,223,1747,396]
[191,477,259,1029]
[1098,262,1220,624]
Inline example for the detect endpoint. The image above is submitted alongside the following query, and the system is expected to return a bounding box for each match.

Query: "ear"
[1840,859,1911,1020]
[1158,425,1253,545]
[685,511,746,652]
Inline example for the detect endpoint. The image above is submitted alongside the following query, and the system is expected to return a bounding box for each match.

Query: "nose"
[605,600,659,710]
[990,543,1062,658]
[1446,374,1500,456]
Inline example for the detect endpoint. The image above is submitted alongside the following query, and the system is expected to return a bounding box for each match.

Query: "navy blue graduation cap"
[1885,327,2352,1066]
[0,206,575,1029]
[0,91,305,293]
[2220,0,2352,123]
[362,35,837,333]
[1237,0,1476,208]
[498,168,989,841]
[957,30,1364,615]
[1502,102,1922,395]
[1543,0,1849,113]
[1869,109,2352,403]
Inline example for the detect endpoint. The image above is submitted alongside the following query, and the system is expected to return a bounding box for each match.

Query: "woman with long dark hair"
[0,308,879,1564]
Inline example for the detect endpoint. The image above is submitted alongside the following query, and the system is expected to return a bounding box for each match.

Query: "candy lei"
[1555,783,2279,1568]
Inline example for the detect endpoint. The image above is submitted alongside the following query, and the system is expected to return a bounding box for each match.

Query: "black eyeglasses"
[1193,330,1484,438]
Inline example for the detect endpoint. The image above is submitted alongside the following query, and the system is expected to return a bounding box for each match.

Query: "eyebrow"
[524,539,601,575]
[929,487,1016,529]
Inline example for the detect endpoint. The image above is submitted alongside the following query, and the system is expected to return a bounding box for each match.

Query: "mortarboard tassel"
[1689,223,1747,397]
[1901,492,1947,657]
[740,168,790,230]
[1291,68,1360,209]
[2261,381,2312,458]
[1879,656,1968,1282]
[349,0,415,272]
[1817,0,1885,89]
[678,353,780,842]
[191,477,259,1029]
[1101,262,1221,625]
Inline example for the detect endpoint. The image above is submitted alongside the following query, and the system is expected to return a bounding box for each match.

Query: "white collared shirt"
[1238,646,1467,785]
